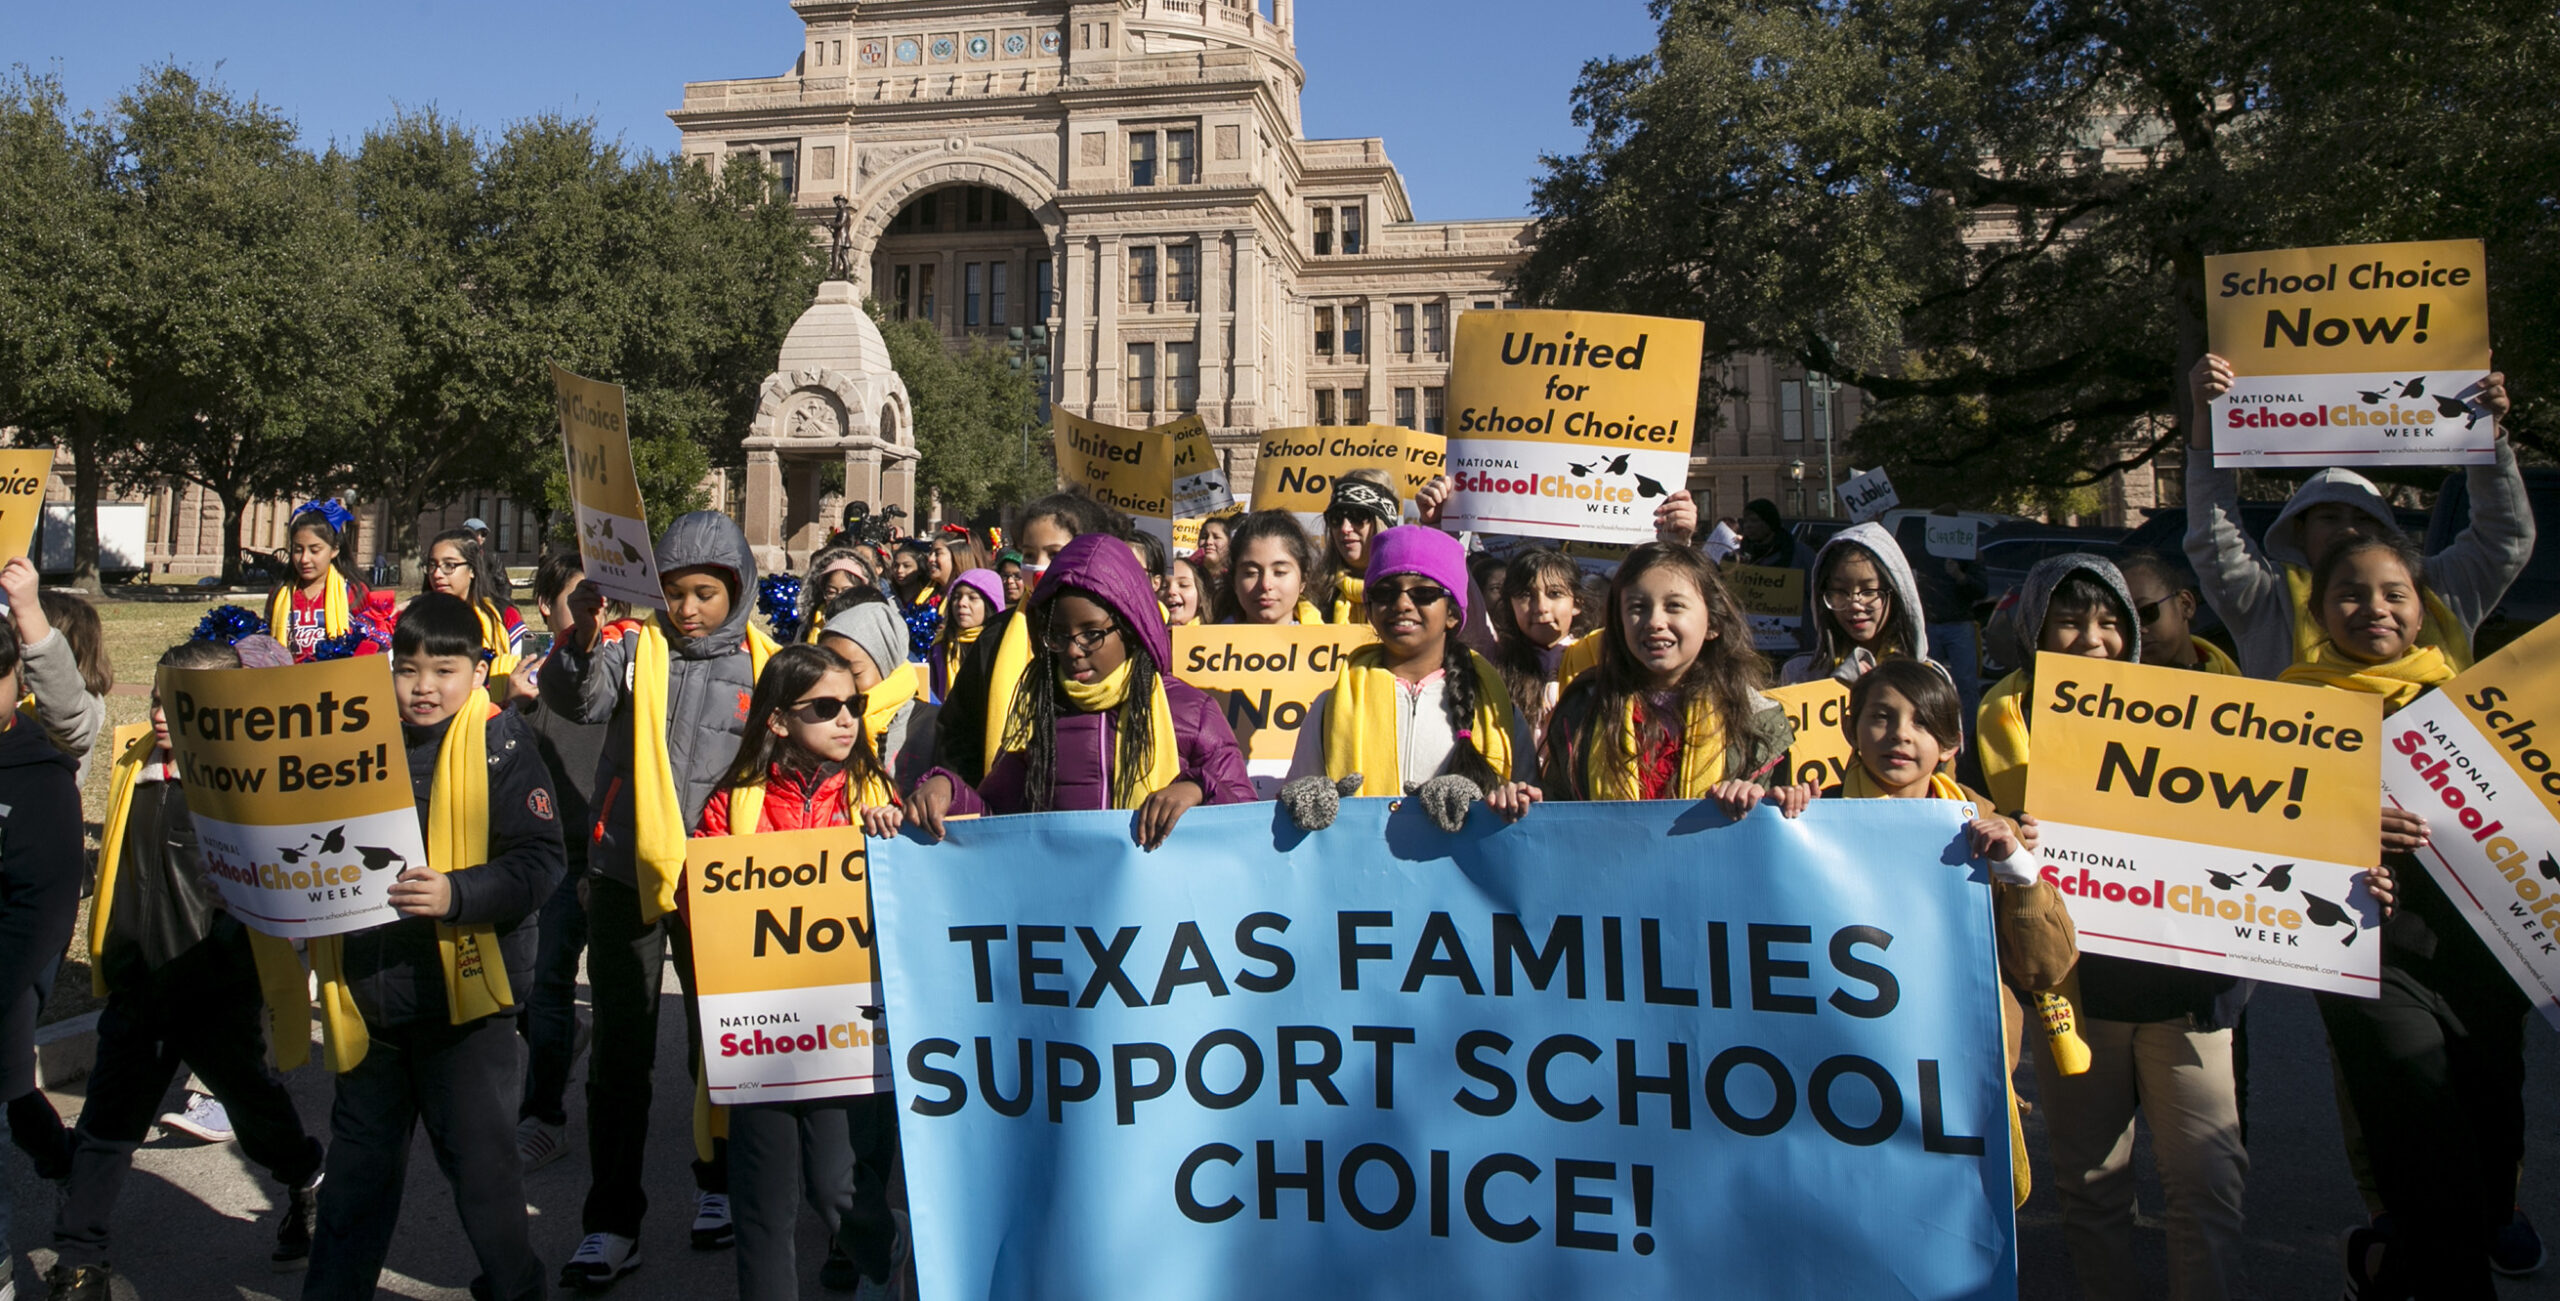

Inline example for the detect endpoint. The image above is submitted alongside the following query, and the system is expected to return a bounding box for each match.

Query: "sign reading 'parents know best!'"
[2023,653,2385,996]
[2205,238,2496,468]
[160,657,423,940]
[1442,310,1705,544]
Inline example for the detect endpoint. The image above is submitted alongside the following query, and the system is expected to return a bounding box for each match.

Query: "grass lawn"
[39,587,537,1025]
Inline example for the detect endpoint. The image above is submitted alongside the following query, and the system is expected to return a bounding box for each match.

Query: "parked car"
[2426,465,2560,656]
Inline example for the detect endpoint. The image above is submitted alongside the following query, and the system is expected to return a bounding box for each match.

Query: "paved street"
[7,972,2560,1298]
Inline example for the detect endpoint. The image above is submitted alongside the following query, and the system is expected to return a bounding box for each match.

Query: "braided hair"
[1006,590,1164,811]
[1435,626,1505,790]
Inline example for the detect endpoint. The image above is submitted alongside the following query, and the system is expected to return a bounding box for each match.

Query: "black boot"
[271,1171,323,1271]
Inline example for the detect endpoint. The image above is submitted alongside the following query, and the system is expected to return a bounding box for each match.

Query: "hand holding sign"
[553,364,664,609]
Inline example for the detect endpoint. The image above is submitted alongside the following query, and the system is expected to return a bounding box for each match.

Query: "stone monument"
[743,279,916,571]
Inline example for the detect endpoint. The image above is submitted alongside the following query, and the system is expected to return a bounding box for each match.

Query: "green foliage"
[1515,0,2560,504]
[871,304,1052,521]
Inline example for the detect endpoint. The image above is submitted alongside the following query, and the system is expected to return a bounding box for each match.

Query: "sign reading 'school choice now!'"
[1252,426,1447,530]
[2022,653,2385,996]
[2205,238,2495,468]
[552,364,665,609]
[159,657,420,939]
[687,826,890,1102]
[2381,617,2560,1029]
[1442,310,1704,544]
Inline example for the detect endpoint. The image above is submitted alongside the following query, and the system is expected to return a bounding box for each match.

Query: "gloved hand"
[1279,773,1363,831]
[1413,773,1486,834]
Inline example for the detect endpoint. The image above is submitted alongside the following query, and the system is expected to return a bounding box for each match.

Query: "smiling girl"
[1216,511,1323,626]
[1779,522,1932,687]
[1311,471,1401,624]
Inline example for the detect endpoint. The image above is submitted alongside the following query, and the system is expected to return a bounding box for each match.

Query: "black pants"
[2317,923,2530,1300]
[518,865,588,1125]
[581,875,725,1239]
[53,937,322,1268]
[729,1093,899,1299]
[304,1015,541,1301]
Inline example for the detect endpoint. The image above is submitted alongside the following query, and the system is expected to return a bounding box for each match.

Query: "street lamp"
[1807,371,1843,517]
[1788,459,1806,516]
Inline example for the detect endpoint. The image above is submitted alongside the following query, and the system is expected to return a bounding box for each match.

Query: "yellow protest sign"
[1251,426,1446,525]
[160,657,422,939]
[1727,563,1808,654]
[0,450,53,562]
[2205,239,2494,467]
[1767,679,1853,789]
[2383,616,2560,1025]
[1442,309,1703,543]
[688,826,890,1101]
[2022,652,2384,995]
[1055,411,1232,539]
[1173,624,1378,776]
[553,364,664,609]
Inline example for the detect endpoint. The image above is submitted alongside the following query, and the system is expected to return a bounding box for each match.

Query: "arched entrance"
[851,153,1064,345]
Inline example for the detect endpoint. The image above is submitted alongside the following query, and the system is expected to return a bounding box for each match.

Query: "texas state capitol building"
[672,0,1874,521]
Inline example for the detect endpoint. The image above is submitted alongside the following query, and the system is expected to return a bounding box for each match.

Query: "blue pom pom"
[309,631,367,662]
[193,604,269,647]
[760,573,806,642]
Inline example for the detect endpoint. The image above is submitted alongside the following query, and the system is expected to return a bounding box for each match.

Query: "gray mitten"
[1414,773,1486,834]
[1278,773,1364,831]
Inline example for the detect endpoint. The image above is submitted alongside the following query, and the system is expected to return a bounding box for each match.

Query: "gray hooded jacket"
[2184,442,2533,679]
[538,511,762,887]
[1778,522,1939,685]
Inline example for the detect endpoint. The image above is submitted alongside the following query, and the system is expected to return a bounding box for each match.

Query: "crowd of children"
[0,355,2537,1301]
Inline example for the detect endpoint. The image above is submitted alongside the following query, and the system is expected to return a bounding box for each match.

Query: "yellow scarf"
[2185,636,2242,677]
[724,764,900,832]
[1331,573,1366,626]
[952,623,984,649]
[2279,640,2457,714]
[1048,660,1182,808]
[1323,645,1516,792]
[476,601,520,679]
[268,569,350,642]
[863,660,921,750]
[633,621,780,923]
[302,695,516,1072]
[981,611,1036,775]
[1584,691,1726,802]
[2285,564,2470,670]
[1555,634,1606,695]
[1976,670,2033,815]
[86,724,157,997]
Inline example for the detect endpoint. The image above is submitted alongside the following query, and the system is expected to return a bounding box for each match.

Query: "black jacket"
[929,606,1018,787]
[335,706,564,1028]
[0,710,83,1010]
[99,774,229,989]
[519,694,607,878]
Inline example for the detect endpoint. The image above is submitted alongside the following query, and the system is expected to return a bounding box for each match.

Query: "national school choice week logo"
[201,822,411,898]
[2224,371,2492,435]
[580,515,645,565]
[698,845,887,1061]
[2398,686,2560,954]
[2034,677,2370,948]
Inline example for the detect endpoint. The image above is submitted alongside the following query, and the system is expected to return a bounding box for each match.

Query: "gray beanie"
[822,601,909,681]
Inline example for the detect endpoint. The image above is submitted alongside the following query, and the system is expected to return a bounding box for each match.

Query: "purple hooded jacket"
[936,533,1255,814]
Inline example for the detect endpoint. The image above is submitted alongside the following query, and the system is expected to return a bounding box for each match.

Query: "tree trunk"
[219,485,252,589]
[68,412,105,592]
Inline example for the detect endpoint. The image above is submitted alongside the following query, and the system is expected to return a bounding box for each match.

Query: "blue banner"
[870,798,2016,1300]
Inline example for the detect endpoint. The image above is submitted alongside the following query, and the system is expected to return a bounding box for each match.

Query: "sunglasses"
[1367,584,1454,611]
[786,694,867,723]
[2135,596,2173,625]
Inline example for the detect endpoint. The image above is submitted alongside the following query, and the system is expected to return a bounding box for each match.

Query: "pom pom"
[309,631,367,662]
[759,573,806,642]
[193,604,270,647]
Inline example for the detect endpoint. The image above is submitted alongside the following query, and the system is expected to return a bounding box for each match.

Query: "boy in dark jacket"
[304,594,564,1301]
[513,549,608,1172]
[539,511,774,1288]
[0,616,82,1301]
[41,639,326,1301]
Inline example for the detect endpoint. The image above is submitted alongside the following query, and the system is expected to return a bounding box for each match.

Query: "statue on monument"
[828,194,854,281]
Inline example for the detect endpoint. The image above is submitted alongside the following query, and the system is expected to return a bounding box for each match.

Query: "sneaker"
[558,1233,641,1292]
[156,1093,235,1144]
[2340,1224,2384,1300]
[516,1116,569,1172]
[819,1241,861,1292]
[690,1190,735,1250]
[272,1171,322,1271]
[2494,1207,2548,1277]
[41,1263,110,1301]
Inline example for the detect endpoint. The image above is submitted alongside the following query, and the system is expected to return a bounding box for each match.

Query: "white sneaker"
[558,1233,641,1293]
[515,1116,569,1172]
[690,1190,734,1250]
[158,1093,236,1144]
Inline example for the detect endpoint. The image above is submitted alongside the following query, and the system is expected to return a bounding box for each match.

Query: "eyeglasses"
[428,559,473,575]
[1821,585,1889,611]
[1041,623,1122,655]
[786,694,867,723]
[1367,584,1453,611]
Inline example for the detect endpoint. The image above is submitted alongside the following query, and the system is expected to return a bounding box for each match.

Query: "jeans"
[728,1094,899,1300]
[518,865,588,1126]
[580,876,724,1239]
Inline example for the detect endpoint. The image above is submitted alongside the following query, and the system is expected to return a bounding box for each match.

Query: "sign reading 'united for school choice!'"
[2381,617,2560,1028]
[160,657,420,940]
[1055,411,1234,545]
[871,800,2017,1301]
[1252,426,1446,530]
[2205,238,2495,468]
[689,826,890,1102]
[553,364,665,610]
[1442,310,1705,544]
[2022,653,2386,996]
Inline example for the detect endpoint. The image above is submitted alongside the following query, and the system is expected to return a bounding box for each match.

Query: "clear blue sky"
[4,0,1661,221]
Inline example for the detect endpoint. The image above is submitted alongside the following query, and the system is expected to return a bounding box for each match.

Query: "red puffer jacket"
[695,763,890,836]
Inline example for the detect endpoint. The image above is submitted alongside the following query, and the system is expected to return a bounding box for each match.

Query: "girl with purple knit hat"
[908,533,1255,848]
[926,567,1005,704]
